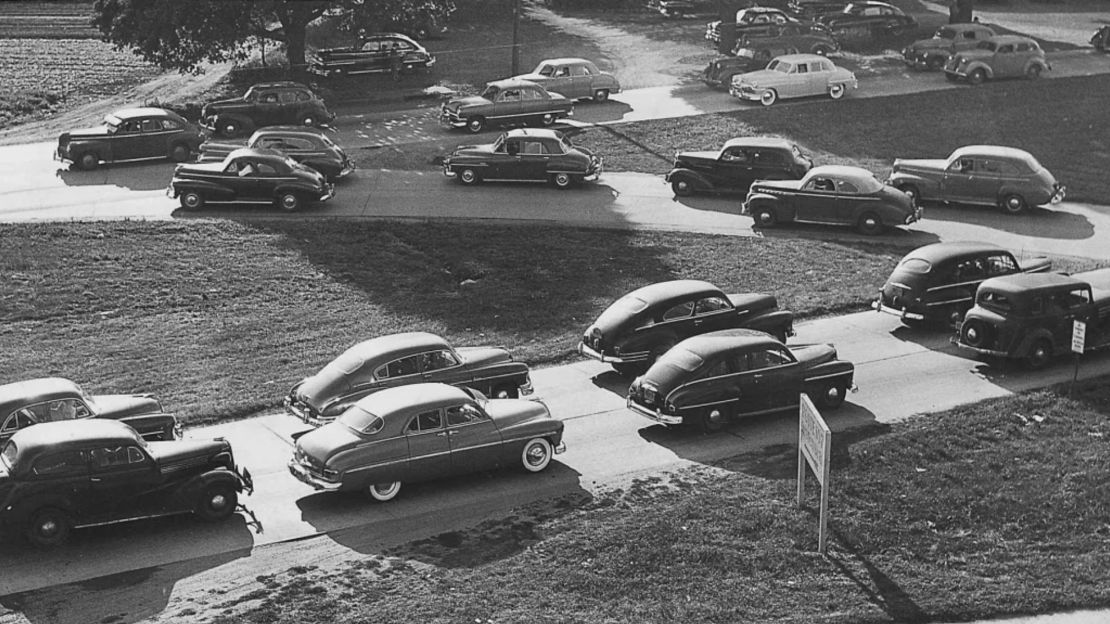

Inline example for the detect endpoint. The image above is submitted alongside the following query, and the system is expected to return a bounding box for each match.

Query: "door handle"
[90,477,103,483]
[436,431,448,437]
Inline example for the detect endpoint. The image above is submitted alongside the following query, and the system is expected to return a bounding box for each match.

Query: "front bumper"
[577,341,647,364]
[440,109,467,129]
[288,461,343,491]
[627,397,683,425]
[730,85,762,102]
[1050,185,1066,204]
[317,183,336,203]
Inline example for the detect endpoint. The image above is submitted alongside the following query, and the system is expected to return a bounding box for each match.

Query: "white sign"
[1072,320,1087,354]
[797,393,832,554]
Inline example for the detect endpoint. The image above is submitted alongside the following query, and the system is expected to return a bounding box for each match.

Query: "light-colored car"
[730,53,857,106]
[944,35,1050,84]
[512,58,621,102]
[902,23,995,70]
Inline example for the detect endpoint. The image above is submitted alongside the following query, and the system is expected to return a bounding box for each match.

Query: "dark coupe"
[442,128,602,189]
[285,332,535,427]
[666,137,811,197]
[168,148,334,212]
[874,242,1051,327]
[579,280,795,376]
[55,107,203,170]
[627,329,855,432]
[819,1,917,40]
[289,383,564,502]
[744,165,921,235]
[198,126,355,181]
[1,378,180,443]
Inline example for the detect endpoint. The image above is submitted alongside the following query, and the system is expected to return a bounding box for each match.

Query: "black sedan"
[666,137,811,197]
[198,126,354,181]
[744,165,921,235]
[627,329,855,433]
[168,148,334,212]
[443,128,601,189]
[55,107,204,170]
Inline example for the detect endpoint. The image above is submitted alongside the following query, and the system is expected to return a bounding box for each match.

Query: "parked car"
[0,378,180,443]
[705,7,799,51]
[442,128,602,189]
[578,280,795,376]
[511,58,621,102]
[54,108,203,171]
[744,164,920,235]
[944,35,1050,84]
[168,147,335,212]
[956,269,1110,369]
[888,145,1065,214]
[285,332,535,427]
[735,23,839,56]
[200,82,335,138]
[1093,25,1110,52]
[288,383,565,501]
[873,242,1052,327]
[902,23,995,71]
[818,1,917,39]
[626,329,855,432]
[0,420,252,547]
[198,126,355,181]
[308,32,436,78]
[666,137,812,196]
[440,79,574,134]
[730,53,857,106]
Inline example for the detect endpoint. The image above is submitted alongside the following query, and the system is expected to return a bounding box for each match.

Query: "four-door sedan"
[55,107,203,170]
[705,7,799,49]
[0,420,252,547]
[944,35,1050,84]
[745,165,921,235]
[168,147,335,212]
[626,329,855,433]
[442,128,602,189]
[666,137,812,196]
[288,383,565,501]
[1,378,180,443]
[440,79,574,134]
[198,126,355,181]
[200,81,335,138]
[888,145,1065,214]
[285,332,535,427]
[308,32,436,78]
[873,241,1051,327]
[730,53,858,106]
[511,58,621,102]
[818,1,917,39]
[902,22,995,71]
[578,280,795,376]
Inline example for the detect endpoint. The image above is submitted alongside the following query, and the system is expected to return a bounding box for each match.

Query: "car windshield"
[104,115,122,132]
[491,133,507,152]
[790,145,806,160]
[337,406,385,434]
[977,290,1012,313]
[662,347,705,373]
[557,135,574,153]
[976,40,998,51]
[0,441,15,470]
[480,85,500,99]
[766,59,793,73]
[534,63,555,76]
[935,27,956,39]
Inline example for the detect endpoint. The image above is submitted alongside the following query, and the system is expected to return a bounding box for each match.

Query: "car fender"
[744,309,795,338]
[1015,328,1055,358]
[997,182,1041,205]
[666,167,713,192]
[965,61,994,79]
[177,469,249,504]
[745,192,795,219]
[173,179,238,201]
[214,112,255,130]
[69,139,114,162]
[4,493,77,529]
[888,171,940,196]
[116,413,178,440]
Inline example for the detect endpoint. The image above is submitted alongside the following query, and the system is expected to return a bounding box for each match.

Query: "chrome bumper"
[627,397,683,425]
[577,342,647,364]
[1050,185,1066,204]
[872,300,925,321]
[283,397,329,427]
[288,461,342,491]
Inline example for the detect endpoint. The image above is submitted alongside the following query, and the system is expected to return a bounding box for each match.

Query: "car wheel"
[180,191,205,210]
[466,116,485,133]
[671,178,694,196]
[25,507,72,548]
[593,88,610,102]
[492,383,519,399]
[896,183,920,207]
[999,193,1028,214]
[195,483,238,522]
[220,119,242,138]
[550,172,575,189]
[967,68,987,85]
[857,212,884,235]
[276,192,303,212]
[540,113,557,127]
[828,83,846,100]
[368,481,402,502]
[1024,339,1053,370]
[698,406,729,434]
[301,114,317,127]
[77,152,100,170]
[170,143,192,162]
[459,167,481,185]
[815,382,846,410]
[521,438,553,473]
[1026,64,1042,80]
[753,206,777,228]
[759,89,778,106]
[960,318,991,348]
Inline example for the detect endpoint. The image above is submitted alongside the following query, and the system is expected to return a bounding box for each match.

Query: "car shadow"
[920,202,1095,239]
[589,368,633,398]
[55,160,177,192]
[751,220,942,247]
[564,98,635,125]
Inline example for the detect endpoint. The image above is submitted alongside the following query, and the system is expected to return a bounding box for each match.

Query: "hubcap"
[210,494,228,509]
[706,409,725,425]
[826,386,841,402]
[282,195,297,209]
[39,519,58,535]
[677,181,688,192]
[760,212,772,224]
[966,327,979,341]
[527,445,546,465]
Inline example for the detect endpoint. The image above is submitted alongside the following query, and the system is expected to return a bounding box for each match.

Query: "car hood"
[92,394,161,418]
[450,143,497,158]
[908,38,949,51]
[297,423,362,461]
[893,158,947,173]
[952,49,992,62]
[736,69,787,86]
[675,150,718,166]
[457,346,513,368]
[198,140,247,161]
[61,126,111,140]
[148,438,227,468]
[203,97,246,113]
[512,73,548,82]
[446,95,492,109]
[487,399,552,430]
[789,343,837,368]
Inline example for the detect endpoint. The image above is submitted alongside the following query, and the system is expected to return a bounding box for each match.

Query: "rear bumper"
[627,397,683,425]
[283,396,332,427]
[872,300,925,321]
[288,461,342,491]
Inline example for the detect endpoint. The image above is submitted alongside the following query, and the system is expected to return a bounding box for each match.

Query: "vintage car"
[440,78,574,134]
[0,420,252,547]
[578,279,795,376]
[705,7,799,52]
[730,53,857,106]
[703,24,839,89]
[442,128,601,189]
[818,1,917,39]
[944,35,1050,84]
[626,329,855,433]
[0,378,180,443]
[168,147,334,212]
[666,137,812,196]
[54,108,204,170]
[200,81,335,138]
[888,145,1065,214]
[956,269,1110,369]
[288,383,565,501]
[198,126,355,181]
[308,32,436,78]
[284,332,535,427]
[902,23,996,71]
[873,242,1052,327]
[511,58,621,102]
[744,165,921,235]
[1093,25,1110,52]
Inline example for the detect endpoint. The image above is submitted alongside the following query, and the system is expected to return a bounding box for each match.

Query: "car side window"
[750,347,792,370]
[407,409,443,433]
[728,352,750,373]
[162,118,181,130]
[258,137,285,150]
[571,65,590,76]
[835,179,858,194]
[284,137,315,151]
[554,66,570,77]
[694,296,731,314]
[446,404,483,426]
[379,355,422,379]
[2,410,37,434]
[805,177,835,192]
[499,89,522,102]
[955,258,987,281]
[261,92,280,103]
[33,450,86,477]
[140,119,162,132]
[361,40,380,51]
[721,148,748,163]
[421,349,459,372]
[702,360,730,379]
[524,87,545,100]
[90,445,148,470]
[796,63,809,74]
[752,150,783,166]
[120,120,142,134]
[1063,289,1091,307]
[978,159,1001,174]
[997,44,1014,54]
[256,163,278,176]
[1016,42,1032,52]
[949,158,974,174]
[522,140,548,155]
[662,300,695,321]
[506,139,521,155]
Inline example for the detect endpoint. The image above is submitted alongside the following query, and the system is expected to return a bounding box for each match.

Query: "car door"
[445,401,502,473]
[496,135,525,179]
[657,298,697,342]
[110,118,148,161]
[496,87,524,122]
[725,351,766,415]
[569,63,595,99]
[991,43,1020,77]
[254,89,283,126]
[544,64,574,97]
[403,408,452,481]
[418,349,467,386]
[228,157,267,200]
[749,345,802,411]
[277,89,304,124]
[137,117,168,159]
[793,60,820,97]
[971,158,1004,201]
[86,444,164,519]
[517,138,554,181]
[0,409,39,442]
[715,146,755,190]
[693,295,738,334]
[940,156,977,202]
[28,449,96,518]
[356,39,385,72]
[794,174,838,222]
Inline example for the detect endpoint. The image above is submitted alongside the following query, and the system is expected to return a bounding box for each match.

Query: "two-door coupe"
[744,165,920,235]
[627,329,855,433]
[578,280,795,376]
[288,383,565,501]
[285,332,535,427]
[511,58,621,102]
[440,79,574,133]
[873,242,1051,327]
[665,137,812,196]
[442,128,601,189]
[55,107,204,170]
[730,54,857,106]
[0,378,180,443]
[167,147,334,212]
[198,126,355,181]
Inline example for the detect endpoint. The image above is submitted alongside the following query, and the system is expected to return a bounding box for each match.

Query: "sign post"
[1070,320,1086,397]
[797,393,832,555]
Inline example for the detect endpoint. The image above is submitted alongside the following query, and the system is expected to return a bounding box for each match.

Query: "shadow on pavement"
[922,202,1095,239]
[55,160,176,192]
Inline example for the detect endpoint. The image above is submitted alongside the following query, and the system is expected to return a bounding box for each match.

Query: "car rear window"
[978,290,1012,312]
[899,258,933,274]
[338,407,385,434]
[1,441,16,470]
[662,347,705,372]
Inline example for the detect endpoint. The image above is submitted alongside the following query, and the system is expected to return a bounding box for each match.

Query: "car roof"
[486,78,545,90]
[741,6,785,13]
[950,145,1039,166]
[8,419,137,453]
[343,332,451,362]
[628,280,723,303]
[676,329,781,357]
[537,57,594,66]
[249,81,311,90]
[984,34,1036,45]
[227,147,290,161]
[251,126,328,137]
[503,128,564,140]
[980,272,1084,294]
[0,378,82,413]
[806,164,876,180]
[771,53,836,63]
[352,383,469,417]
[905,241,1006,263]
[363,32,421,44]
[109,107,178,119]
[722,137,795,151]
[847,1,897,7]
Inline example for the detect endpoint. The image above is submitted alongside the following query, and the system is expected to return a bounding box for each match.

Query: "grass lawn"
[203,379,1110,623]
